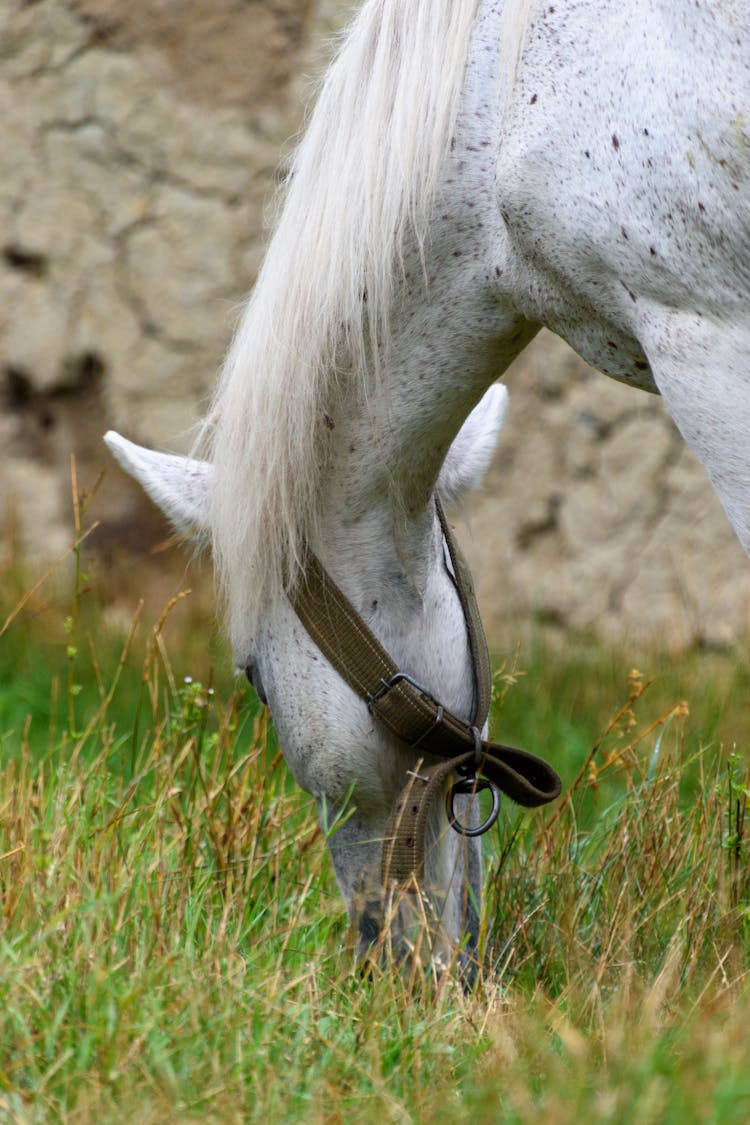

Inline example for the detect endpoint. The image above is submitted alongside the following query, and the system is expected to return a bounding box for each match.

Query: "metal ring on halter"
[447,776,501,838]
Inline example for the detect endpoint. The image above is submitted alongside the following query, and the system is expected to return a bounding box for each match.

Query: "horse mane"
[199,0,488,656]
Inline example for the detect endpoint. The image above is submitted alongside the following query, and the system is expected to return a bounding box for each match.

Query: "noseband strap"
[290,497,562,885]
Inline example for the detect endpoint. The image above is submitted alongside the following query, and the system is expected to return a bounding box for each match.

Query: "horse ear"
[103,431,212,534]
[438,384,508,500]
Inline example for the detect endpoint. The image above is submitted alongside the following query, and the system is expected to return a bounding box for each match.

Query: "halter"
[291,497,561,888]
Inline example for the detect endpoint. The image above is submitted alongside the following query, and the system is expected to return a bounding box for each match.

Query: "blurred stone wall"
[2,0,748,648]
[458,334,750,651]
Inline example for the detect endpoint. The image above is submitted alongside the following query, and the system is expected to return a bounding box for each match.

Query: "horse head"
[106,385,509,977]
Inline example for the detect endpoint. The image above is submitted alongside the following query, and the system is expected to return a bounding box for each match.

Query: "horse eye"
[245,662,268,705]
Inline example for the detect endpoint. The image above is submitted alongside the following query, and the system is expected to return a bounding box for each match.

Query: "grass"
[1,499,750,1122]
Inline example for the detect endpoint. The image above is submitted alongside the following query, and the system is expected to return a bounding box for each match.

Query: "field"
[1,518,750,1123]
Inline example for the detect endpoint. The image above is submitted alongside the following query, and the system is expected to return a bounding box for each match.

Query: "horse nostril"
[245,662,268,705]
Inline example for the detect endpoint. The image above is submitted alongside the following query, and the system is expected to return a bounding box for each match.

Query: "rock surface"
[458,333,750,650]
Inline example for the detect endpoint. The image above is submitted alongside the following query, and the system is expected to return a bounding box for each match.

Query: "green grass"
[2,523,750,1123]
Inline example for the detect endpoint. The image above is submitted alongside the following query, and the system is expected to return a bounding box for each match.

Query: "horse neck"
[311,0,532,582]
[313,385,442,636]
[314,258,524,565]
[308,311,507,721]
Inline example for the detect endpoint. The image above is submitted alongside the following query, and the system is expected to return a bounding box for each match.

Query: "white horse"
[105,0,750,972]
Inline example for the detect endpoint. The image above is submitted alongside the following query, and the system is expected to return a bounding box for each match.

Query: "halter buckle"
[366,671,433,711]
[366,672,445,748]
